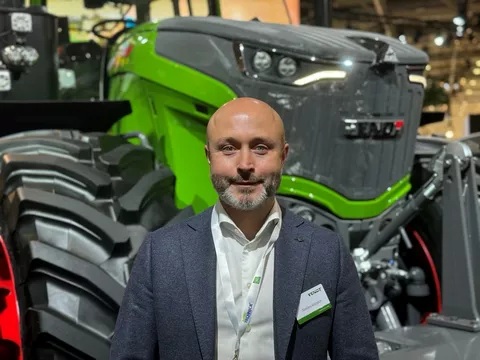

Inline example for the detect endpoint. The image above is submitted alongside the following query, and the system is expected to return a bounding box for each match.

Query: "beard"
[211,171,281,211]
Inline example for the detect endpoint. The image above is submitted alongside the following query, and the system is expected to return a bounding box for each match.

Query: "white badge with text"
[296,284,332,325]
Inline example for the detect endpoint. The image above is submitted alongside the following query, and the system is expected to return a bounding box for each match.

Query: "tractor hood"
[156,16,429,65]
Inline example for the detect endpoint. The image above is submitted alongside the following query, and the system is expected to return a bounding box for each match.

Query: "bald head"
[206,97,285,147]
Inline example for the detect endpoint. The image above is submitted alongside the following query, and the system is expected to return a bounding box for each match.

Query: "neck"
[221,197,276,240]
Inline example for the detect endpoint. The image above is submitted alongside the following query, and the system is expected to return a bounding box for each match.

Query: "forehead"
[211,113,278,140]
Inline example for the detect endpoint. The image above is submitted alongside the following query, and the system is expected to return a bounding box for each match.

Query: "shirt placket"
[244,236,263,334]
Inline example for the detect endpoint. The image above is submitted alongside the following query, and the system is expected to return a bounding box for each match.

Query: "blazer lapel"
[181,208,217,360]
[274,210,311,360]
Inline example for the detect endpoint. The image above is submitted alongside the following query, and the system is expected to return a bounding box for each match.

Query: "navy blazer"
[110,206,379,360]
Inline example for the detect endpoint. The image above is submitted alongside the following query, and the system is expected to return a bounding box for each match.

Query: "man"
[110,97,379,360]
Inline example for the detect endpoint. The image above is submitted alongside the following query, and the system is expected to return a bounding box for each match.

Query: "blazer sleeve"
[110,233,158,360]
[328,234,380,360]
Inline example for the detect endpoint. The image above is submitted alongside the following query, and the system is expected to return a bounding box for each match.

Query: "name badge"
[296,284,332,325]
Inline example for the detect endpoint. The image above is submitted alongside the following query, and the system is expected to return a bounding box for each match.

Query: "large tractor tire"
[0,130,180,360]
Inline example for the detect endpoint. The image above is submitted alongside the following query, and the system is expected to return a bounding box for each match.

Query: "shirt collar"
[214,198,282,241]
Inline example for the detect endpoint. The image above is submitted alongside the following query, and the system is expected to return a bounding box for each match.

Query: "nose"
[237,148,254,175]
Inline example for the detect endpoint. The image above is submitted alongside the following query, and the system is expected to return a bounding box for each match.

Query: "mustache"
[224,175,264,183]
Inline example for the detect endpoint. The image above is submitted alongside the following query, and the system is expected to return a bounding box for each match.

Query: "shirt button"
[247,283,251,289]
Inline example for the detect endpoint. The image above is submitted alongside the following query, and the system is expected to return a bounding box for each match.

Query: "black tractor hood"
[156,16,429,65]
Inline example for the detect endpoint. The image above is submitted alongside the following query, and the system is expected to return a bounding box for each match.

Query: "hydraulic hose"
[357,172,443,262]
[356,140,472,262]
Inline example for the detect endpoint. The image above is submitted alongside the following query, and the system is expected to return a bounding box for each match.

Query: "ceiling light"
[456,26,465,37]
[453,16,466,26]
[434,35,445,46]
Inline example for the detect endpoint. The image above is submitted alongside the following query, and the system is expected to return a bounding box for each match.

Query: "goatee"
[211,172,281,210]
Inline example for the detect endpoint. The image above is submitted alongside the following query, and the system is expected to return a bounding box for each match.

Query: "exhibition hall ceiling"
[302,0,480,92]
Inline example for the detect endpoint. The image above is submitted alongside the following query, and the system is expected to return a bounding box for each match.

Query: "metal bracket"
[122,131,153,150]
[427,151,480,332]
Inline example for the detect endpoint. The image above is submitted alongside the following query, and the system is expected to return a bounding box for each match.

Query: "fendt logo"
[342,118,405,139]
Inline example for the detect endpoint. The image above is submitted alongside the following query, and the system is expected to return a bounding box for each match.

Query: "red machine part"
[0,235,23,360]
[410,230,442,323]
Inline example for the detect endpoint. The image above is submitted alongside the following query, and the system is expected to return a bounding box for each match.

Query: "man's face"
[206,110,288,211]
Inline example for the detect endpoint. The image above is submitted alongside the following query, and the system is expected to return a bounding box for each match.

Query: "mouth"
[233,182,261,186]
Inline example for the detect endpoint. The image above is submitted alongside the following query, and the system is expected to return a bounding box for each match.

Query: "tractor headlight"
[21,46,39,66]
[278,57,297,77]
[10,12,33,33]
[1,45,39,68]
[2,45,23,66]
[235,43,350,87]
[252,50,272,72]
[0,70,12,92]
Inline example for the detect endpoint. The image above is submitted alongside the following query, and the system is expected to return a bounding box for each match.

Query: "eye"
[254,145,269,153]
[222,145,236,153]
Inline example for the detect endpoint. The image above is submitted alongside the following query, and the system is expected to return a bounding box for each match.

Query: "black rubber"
[0,130,179,360]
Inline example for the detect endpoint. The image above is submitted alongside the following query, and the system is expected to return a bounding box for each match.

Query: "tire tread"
[1,130,178,360]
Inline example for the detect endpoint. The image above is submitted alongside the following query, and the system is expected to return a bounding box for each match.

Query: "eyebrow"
[215,136,276,146]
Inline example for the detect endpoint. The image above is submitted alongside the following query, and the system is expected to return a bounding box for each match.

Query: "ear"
[205,144,211,164]
[281,143,289,165]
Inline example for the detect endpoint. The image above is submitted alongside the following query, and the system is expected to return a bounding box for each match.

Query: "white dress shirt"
[211,199,282,360]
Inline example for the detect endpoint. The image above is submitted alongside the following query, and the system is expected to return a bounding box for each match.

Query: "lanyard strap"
[213,221,280,360]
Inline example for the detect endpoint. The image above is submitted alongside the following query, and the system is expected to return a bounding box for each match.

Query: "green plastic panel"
[107,25,236,108]
[278,174,411,219]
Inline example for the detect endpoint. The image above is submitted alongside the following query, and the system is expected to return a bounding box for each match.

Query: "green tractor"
[2,0,480,359]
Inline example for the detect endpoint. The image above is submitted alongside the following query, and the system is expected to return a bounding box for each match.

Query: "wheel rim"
[0,234,23,360]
